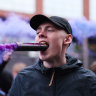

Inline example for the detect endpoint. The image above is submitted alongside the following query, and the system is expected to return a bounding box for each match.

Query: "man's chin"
[39,56,49,61]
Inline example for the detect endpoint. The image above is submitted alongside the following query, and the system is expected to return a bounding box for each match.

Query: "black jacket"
[8,55,96,96]
[0,70,13,94]
[0,60,13,94]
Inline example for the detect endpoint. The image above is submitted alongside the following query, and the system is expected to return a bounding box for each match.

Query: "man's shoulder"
[76,67,96,79]
[18,63,38,76]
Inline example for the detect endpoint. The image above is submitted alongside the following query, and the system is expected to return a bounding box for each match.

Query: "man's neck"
[43,56,66,68]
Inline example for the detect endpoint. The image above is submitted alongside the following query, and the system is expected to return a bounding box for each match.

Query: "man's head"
[30,14,72,63]
[12,62,26,78]
[30,14,72,35]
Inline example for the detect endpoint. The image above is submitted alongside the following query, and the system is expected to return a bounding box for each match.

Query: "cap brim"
[30,14,51,30]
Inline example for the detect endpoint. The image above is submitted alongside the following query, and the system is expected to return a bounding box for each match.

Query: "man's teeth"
[40,42,49,46]
[40,42,46,44]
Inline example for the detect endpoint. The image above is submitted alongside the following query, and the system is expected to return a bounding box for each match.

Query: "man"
[12,62,26,79]
[8,14,96,96]
[90,61,96,74]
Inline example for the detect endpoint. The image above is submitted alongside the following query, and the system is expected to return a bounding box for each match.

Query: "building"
[0,0,96,20]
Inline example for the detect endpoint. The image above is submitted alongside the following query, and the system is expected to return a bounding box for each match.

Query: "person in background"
[8,14,96,96]
[12,62,26,79]
[0,51,13,95]
[90,61,96,74]
[0,70,13,95]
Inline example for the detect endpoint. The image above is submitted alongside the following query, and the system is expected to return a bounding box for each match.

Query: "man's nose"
[38,32,47,38]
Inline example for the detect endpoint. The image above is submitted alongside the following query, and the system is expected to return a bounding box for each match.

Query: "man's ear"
[64,34,72,44]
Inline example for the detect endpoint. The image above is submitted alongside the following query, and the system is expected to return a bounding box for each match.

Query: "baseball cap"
[30,14,72,35]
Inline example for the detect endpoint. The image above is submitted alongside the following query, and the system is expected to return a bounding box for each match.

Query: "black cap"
[30,14,72,35]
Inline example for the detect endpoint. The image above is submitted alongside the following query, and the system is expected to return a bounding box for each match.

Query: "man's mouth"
[40,41,49,48]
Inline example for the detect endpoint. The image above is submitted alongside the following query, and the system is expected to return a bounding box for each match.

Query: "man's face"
[35,22,68,61]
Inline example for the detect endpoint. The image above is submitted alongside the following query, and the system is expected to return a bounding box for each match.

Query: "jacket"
[8,54,96,96]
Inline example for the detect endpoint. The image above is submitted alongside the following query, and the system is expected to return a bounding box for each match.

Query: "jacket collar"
[35,54,82,74]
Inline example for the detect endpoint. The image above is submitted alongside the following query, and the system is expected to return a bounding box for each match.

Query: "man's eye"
[36,32,40,34]
[47,29,54,32]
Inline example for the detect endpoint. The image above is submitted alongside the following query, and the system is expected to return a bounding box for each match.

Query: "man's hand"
[3,51,13,62]
[0,50,13,73]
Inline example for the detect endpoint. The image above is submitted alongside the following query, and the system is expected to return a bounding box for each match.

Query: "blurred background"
[0,0,96,72]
